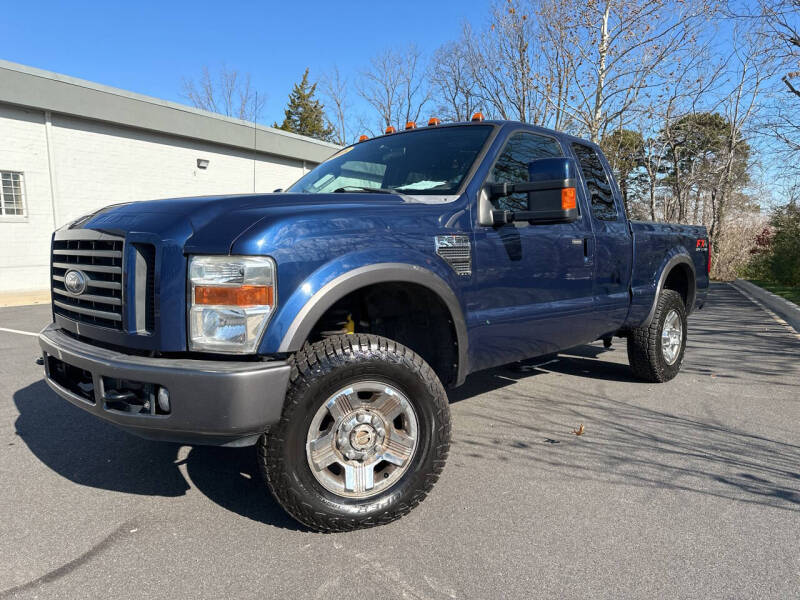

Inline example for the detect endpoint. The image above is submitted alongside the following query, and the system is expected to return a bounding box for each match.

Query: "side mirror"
[488,157,580,225]
[273,188,284,193]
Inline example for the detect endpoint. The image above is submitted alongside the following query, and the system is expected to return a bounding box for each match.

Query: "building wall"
[0,104,312,292]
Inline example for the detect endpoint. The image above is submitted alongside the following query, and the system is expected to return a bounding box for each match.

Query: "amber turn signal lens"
[385,125,396,134]
[358,134,369,142]
[428,117,440,126]
[471,112,484,122]
[561,187,577,210]
[194,285,273,306]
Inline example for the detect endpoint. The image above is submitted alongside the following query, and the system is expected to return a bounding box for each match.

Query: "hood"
[65,192,421,253]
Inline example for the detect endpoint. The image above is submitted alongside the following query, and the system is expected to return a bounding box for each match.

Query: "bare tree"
[535,0,714,142]
[181,64,265,122]
[429,41,481,121]
[357,46,431,134]
[746,1,800,171]
[462,1,548,123]
[707,32,768,249]
[321,66,351,145]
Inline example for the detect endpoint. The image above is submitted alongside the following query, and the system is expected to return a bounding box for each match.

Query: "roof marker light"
[385,125,396,134]
[471,112,484,122]
[358,134,369,142]
[405,121,417,130]
[428,117,441,126]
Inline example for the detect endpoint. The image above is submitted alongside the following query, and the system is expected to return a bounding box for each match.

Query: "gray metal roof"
[0,59,340,164]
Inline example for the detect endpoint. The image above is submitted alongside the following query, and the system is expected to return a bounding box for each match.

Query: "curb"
[0,290,51,308]
[731,279,800,334]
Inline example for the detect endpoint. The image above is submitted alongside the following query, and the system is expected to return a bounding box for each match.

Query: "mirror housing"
[488,157,580,225]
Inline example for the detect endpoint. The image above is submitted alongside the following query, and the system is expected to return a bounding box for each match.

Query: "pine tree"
[273,69,335,142]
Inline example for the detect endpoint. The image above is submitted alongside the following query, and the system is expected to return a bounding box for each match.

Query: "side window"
[490,132,563,211]
[571,143,618,221]
[0,171,27,217]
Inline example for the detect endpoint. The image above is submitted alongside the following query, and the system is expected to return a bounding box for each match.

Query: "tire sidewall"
[655,292,687,380]
[277,354,444,521]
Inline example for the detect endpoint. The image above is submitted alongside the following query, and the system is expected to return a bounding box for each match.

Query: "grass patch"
[749,280,800,306]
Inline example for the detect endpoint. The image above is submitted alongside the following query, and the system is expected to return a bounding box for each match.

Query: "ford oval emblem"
[64,269,87,295]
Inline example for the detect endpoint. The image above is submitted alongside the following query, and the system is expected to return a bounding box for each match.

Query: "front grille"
[51,238,124,329]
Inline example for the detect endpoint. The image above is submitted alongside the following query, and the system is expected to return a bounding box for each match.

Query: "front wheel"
[627,289,687,383]
[258,334,451,532]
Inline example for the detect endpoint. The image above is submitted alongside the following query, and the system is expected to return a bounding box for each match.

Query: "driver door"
[469,131,597,371]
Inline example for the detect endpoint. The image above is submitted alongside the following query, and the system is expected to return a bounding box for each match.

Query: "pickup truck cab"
[39,118,709,531]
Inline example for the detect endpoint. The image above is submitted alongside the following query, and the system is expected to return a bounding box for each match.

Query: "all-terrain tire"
[627,289,687,383]
[257,334,451,532]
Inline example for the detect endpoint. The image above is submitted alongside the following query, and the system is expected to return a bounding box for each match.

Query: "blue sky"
[0,0,473,124]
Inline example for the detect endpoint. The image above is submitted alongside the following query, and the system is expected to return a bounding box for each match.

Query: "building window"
[0,171,27,217]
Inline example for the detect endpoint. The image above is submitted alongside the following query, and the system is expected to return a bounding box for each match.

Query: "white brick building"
[0,60,339,294]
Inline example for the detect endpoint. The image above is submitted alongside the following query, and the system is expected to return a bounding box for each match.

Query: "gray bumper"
[38,324,291,446]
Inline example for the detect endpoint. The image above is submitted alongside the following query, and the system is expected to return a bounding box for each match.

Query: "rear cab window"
[571,143,619,221]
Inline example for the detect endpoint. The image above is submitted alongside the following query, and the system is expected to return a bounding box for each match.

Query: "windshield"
[287,125,494,195]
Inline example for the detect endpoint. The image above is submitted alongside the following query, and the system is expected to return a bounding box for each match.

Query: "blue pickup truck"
[38,118,709,531]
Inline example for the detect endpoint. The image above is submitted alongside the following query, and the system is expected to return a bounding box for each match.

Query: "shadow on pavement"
[12,380,303,531]
[12,283,799,526]
[452,389,800,512]
[449,284,800,512]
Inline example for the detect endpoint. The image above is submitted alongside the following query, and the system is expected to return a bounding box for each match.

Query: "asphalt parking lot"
[1,282,798,599]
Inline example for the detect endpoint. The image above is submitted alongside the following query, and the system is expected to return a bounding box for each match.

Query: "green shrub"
[768,202,800,285]
[741,202,800,286]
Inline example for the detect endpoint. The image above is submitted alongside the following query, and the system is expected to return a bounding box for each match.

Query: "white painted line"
[0,327,39,337]
[494,375,517,382]
[533,359,560,368]
[729,283,800,342]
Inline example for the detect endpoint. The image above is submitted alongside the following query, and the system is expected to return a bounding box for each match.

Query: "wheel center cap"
[350,424,377,450]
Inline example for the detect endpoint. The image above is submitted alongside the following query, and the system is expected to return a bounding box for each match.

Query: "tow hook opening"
[102,378,171,416]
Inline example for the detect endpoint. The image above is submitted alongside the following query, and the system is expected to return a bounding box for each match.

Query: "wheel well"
[305,283,459,387]
[662,263,693,308]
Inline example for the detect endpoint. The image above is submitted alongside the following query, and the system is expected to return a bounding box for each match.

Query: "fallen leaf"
[572,424,585,436]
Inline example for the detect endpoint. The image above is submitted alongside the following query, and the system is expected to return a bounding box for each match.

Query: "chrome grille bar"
[52,287,122,305]
[51,235,125,330]
[52,262,122,274]
[53,300,123,321]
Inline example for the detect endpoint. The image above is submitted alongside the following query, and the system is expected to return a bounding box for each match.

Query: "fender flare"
[277,262,470,386]
[641,254,697,327]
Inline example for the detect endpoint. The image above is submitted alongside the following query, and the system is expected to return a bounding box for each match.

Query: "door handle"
[583,237,594,263]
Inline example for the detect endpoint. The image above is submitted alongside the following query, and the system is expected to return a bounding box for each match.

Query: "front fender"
[260,252,470,384]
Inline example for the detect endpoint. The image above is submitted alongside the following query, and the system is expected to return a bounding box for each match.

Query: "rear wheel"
[258,334,451,532]
[627,289,687,383]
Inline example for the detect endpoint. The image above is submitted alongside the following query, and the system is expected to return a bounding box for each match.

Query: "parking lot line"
[0,327,39,337]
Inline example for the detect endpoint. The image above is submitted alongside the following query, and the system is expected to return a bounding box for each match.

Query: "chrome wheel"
[306,381,419,499]
[661,309,683,365]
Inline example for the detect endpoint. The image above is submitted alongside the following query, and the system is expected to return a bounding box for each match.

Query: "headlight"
[188,255,276,353]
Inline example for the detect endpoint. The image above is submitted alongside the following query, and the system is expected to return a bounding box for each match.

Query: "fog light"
[157,387,171,413]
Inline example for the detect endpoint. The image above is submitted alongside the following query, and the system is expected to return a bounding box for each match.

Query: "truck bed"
[628,220,710,325]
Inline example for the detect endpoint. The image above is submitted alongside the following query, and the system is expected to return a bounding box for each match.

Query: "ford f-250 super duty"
[38,117,709,532]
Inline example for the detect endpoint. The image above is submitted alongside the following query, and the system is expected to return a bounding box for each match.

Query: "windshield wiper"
[333,186,396,194]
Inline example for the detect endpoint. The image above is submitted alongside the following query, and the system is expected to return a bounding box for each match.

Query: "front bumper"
[38,324,291,446]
